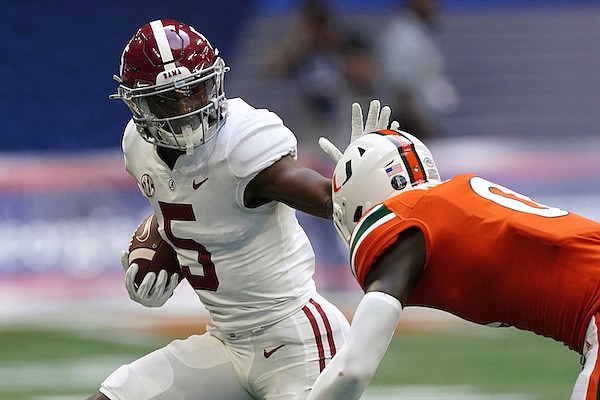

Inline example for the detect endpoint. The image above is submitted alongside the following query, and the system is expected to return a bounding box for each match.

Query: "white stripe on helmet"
[150,20,175,68]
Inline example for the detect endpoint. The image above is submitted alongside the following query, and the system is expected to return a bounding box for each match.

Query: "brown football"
[128,213,182,287]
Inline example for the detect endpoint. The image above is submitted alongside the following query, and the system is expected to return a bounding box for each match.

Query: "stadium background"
[1,0,599,398]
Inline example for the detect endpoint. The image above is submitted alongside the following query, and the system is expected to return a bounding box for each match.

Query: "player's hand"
[124,262,179,308]
[351,99,399,143]
[319,99,399,163]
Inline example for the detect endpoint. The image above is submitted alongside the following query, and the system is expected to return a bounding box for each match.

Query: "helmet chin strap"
[181,125,195,155]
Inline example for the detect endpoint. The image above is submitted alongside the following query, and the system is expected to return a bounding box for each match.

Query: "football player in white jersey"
[87,19,394,400]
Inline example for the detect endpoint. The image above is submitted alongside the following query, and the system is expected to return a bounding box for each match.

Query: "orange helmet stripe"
[375,130,426,186]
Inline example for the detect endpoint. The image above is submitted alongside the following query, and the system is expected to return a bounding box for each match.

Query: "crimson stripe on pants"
[302,298,337,372]
[309,298,337,357]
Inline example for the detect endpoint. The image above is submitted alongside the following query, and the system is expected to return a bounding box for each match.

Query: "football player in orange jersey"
[307,124,600,400]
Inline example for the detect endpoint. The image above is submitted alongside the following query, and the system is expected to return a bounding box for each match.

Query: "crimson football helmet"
[331,129,441,243]
[110,19,229,152]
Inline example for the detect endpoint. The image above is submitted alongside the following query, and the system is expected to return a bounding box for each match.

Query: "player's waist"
[201,288,316,334]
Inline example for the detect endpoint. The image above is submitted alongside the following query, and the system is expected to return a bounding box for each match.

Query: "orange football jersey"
[349,174,600,352]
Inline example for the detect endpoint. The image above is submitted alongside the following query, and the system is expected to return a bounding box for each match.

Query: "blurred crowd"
[263,0,459,151]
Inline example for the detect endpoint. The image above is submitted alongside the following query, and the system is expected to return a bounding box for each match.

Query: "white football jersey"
[123,98,317,331]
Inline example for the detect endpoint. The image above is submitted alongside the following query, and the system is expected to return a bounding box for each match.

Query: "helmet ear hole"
[353,206,363,223]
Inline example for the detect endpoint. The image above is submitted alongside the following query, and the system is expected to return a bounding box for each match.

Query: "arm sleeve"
[306,291,402,400]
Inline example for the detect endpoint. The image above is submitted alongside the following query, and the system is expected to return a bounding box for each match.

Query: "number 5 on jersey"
[159,202,219,291]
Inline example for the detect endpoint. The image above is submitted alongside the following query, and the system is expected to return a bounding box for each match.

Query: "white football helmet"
[110,19,229,153]
[332,129,440,243]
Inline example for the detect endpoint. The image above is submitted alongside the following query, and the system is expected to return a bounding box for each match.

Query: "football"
[127,213,182,287]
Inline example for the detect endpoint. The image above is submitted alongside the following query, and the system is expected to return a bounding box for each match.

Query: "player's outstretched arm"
[307,228,426,399]
[244,155,333,219]
[306,291,402,400]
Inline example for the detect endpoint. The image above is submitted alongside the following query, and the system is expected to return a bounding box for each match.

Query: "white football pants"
[571,313,600,399]
[99,294,349,400]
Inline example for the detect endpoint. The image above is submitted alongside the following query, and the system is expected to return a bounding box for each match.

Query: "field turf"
[0,325,578,400]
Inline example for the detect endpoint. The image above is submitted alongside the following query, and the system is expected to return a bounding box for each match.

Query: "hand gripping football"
[128,214,182,287]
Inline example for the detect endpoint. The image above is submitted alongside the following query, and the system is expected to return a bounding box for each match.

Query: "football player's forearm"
[277,168,332,219]
[307,292,402,400]
[247,155,333,219]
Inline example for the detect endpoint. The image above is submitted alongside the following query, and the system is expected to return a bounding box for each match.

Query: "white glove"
[319,99,400,163]
[120,250,130,271]
[351,99,395,143]
[121,251,179,308]
[318,136,343,163]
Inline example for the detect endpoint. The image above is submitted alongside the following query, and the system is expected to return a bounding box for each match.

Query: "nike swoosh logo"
[192,177,208,190]
[263,344,285,358]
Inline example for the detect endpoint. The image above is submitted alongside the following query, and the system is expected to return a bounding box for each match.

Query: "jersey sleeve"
[349,203,429,288]
[228,109,297,178]
[226,107,298,208]
[121,119,139,178]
